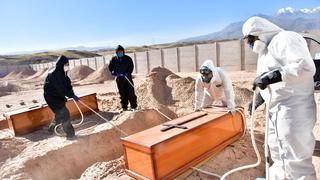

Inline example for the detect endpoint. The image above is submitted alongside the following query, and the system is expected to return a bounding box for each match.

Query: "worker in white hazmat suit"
[195,60,236,116]
[243,16,317,180]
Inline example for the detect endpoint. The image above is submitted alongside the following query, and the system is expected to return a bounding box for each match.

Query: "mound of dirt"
[0,109,170,180]
[68,65,94,81]
[135,67,175,106]
[0,81,25,93]
[78,64,113,85]
[166,75,195,107]
[136,67,195,116]
[98,92,177,119]
[166,75,196,116]
[24,68,48,80]
[79,157,130,180]
[233,85,253,106]
[3,68,36,80]
[149,66,174,81]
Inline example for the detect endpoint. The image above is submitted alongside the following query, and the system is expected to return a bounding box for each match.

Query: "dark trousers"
[116,76,137,109]
[47,105,75,137]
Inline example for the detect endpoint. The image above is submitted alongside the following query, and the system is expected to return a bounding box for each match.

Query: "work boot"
[48,123,57,134]
[131,108,137,112]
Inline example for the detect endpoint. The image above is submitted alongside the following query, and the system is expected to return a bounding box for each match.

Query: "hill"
[0,50,101,65]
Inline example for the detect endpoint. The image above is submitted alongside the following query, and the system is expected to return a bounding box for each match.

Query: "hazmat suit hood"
[54,55,69,72]
[242,16,283,44]
[200,60,221,84]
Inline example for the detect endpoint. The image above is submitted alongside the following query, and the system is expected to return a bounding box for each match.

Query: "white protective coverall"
[243,16,317,180]
[195,60,235,112]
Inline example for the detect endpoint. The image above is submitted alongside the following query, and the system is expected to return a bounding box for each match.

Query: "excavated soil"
[2,68,36,80]
[0,81,26,95]
[79,157,130,180]
[68,65,94,81]
[0,109,168,180]
[24,68,48,80]
[77,64,113,85]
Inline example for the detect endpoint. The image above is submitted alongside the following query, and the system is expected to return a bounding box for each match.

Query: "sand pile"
[3,68,36,80]
[79,157,130,180]
[98,92,177,119]
[0,109,169,180]
[24,68,48,80]
[135,67,196,116]
[68,65,94,81]
[150,66,174,81]
[0,81,25,93]
[98,92,121,112]
[141,73,172,105]
[136,67,174,106]
[233,85,253,106]
[78,64,113,85]
[166,74,195,107]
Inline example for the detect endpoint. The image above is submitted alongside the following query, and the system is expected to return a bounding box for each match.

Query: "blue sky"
[0,0,319,54]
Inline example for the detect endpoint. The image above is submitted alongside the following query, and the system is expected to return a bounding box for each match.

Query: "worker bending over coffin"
[194,59,236,116]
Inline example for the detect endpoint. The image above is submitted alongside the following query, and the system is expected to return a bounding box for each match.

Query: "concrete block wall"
[2,37,318,77]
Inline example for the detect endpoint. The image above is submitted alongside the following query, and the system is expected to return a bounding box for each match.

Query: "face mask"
[252,40,267,54]
[64,65,70,72]
[117,52,124,58]
[249,43,254,49]
[201,75,212,83]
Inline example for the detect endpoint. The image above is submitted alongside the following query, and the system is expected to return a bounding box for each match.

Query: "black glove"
[248,92,265,115]
[253,70,282,90]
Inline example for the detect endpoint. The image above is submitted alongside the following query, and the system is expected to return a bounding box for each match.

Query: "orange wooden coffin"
[121,107,245,180]
[4,93,98,136]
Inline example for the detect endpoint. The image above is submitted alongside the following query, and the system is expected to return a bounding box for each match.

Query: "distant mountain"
[179,7,320,43]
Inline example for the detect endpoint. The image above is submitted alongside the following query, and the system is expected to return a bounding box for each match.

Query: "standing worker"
[195,59,236,116]
[109,45,137,112]
[243,16,317,179]
[44,55,80,139]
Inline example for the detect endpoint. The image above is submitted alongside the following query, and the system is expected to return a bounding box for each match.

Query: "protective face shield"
[116,51,124,58]
[252,40,267,54]
[200,66,213,83]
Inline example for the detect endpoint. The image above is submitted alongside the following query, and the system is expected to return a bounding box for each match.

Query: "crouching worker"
[108,45,137,112]
[195,60,236,116]
[44,55,80,138]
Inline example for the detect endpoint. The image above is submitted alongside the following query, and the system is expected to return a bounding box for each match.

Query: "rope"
[220,90,261,180]
[54,98,128,137]
[54,99,84,135]
[265,86,272,180]
[78,100,128,137]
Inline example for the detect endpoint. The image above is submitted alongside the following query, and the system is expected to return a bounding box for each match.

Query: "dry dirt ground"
[0,66,319,180]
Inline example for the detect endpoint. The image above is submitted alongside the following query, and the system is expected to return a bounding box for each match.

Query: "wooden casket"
[4,93,98,136]
[121,107,245,180]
